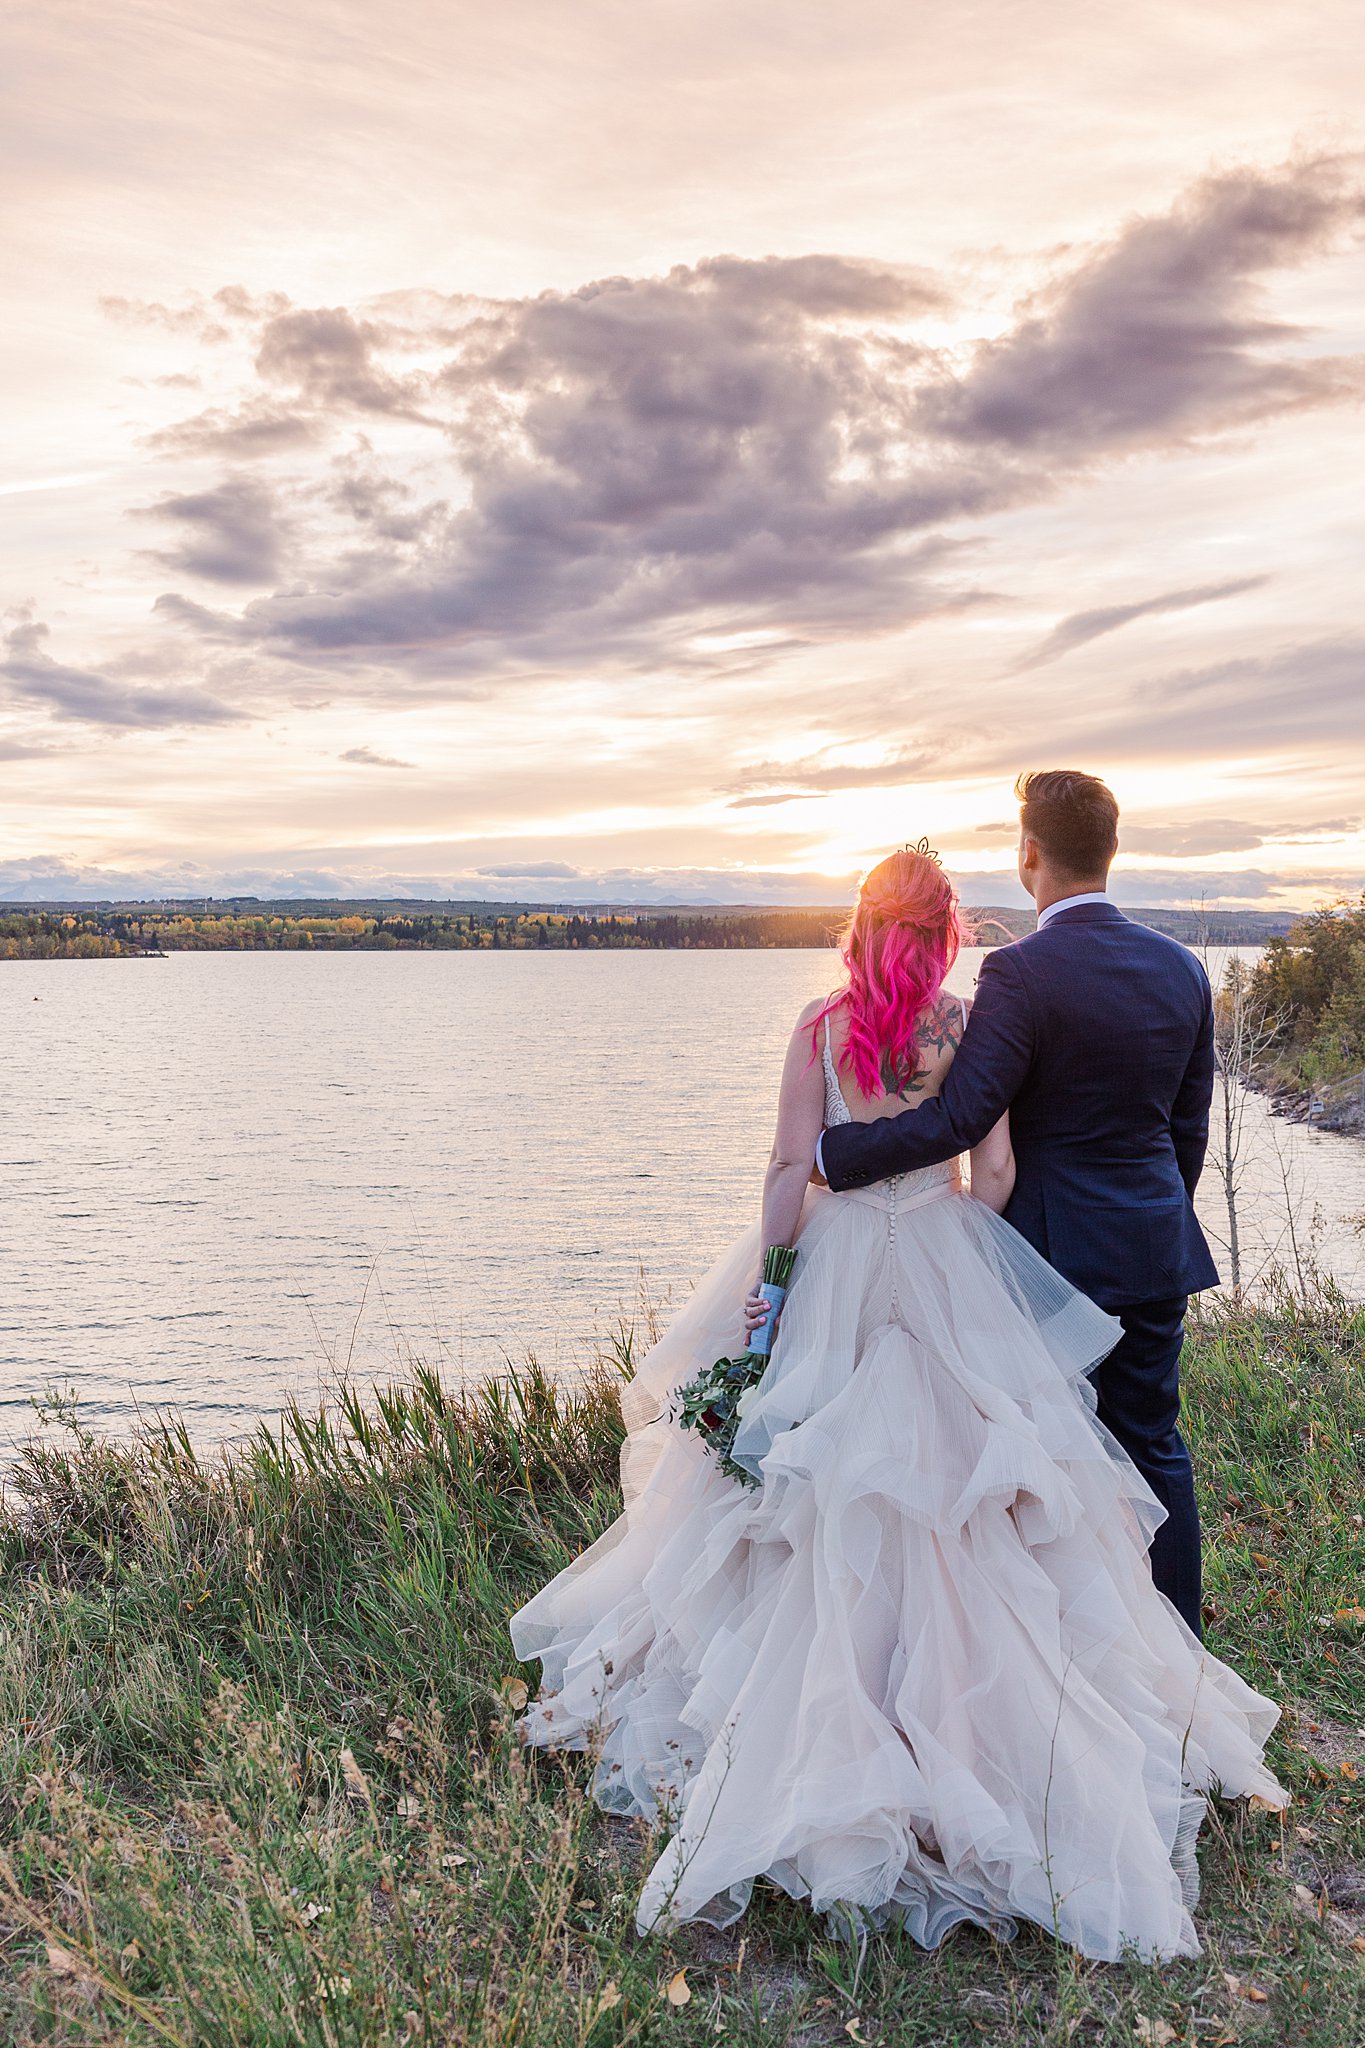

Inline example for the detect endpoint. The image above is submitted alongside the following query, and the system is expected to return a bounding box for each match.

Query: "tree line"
[1246,891,1365,1090]
[0,907,857,957]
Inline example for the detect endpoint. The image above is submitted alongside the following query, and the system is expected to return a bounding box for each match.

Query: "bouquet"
[671,1245,798,1488]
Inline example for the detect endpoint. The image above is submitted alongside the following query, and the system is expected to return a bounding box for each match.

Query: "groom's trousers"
[1088,1295,1203,1639]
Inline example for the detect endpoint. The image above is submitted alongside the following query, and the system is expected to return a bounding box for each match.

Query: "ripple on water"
[0,947,1361,1451]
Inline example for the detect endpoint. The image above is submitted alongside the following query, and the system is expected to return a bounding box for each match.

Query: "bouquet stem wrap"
[746,1283,787,1359]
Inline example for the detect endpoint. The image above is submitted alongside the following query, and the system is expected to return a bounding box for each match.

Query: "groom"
[817,770,1218,1637]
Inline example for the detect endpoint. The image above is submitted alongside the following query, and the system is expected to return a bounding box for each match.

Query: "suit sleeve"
[1171,967,1216,1200]
[820,946,1036,1193]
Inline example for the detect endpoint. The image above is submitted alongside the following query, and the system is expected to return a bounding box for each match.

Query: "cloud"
[340,746,414,768]
[135,475,286,584]
[920,154,1365,458]
[147,401,321,459]
[1120,818,1266,857]
[727,791,818,809]
[733,747,945,796]
[1078,633,1365,761]
[476,860,582,878]
[252,305,434,421]
[128,155,1364,694]
[0,617,239,729]
[1118,814,1365,857]
[1012,575,1270,672]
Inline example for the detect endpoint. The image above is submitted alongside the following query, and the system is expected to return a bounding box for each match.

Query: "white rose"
[734,1383,762,1424]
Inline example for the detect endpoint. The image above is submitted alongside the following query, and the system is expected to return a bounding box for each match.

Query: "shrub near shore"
[1,1292,1364,2046]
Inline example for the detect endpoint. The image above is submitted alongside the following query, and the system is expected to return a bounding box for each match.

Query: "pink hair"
[811,847,965,1098]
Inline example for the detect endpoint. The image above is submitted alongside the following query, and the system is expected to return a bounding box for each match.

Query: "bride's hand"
[743,1285,771,1339]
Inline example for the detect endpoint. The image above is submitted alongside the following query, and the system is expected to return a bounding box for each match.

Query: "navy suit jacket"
[819,903,1220,1310]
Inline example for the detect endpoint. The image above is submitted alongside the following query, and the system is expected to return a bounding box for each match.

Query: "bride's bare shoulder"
[795,993,836,1033]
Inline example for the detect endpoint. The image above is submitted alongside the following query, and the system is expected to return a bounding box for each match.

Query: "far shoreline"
[1,899,1294,961]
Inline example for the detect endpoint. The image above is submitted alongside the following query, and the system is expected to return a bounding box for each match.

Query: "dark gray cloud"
[135,475,286,584]
[252,305,434,422]
[231,255,969,666]
[1012,575,1270,672]
[0,617,239,729]
[124,155,1364,696]
[920,155,1365,457]
[340,746,414,768]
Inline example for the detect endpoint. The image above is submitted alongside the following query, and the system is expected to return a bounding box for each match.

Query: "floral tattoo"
[878,997,963,1100]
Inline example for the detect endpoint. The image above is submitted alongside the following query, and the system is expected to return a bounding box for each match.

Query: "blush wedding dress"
[509,1019,1287,1961]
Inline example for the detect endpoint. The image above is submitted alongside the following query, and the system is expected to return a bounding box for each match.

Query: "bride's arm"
[969,1111,1015,1214]
[759,998,828,1252]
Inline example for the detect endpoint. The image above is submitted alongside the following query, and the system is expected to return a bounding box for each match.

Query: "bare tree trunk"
[1193,902,1283,1302]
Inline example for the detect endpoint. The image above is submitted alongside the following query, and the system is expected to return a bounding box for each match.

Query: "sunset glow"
[3,2,1363,909]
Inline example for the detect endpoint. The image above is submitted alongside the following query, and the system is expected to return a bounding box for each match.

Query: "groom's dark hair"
[1015,769,1119,878]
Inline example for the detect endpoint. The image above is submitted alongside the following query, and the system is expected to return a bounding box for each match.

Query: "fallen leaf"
[1292,1883,1323,1918]
[845,2023,864,2043]
[1341,1760,1359,1780]
[500,1676,529,1710]
[1134,2020,1177,2046]
[1296,1826,1318,1843]
[301,1900,324,1924]
[1252,1552,1272,1568]
[395,1793,422,1818]
[441,1851,469,1869]
[1248,1794,1279,1812]
[1352,1935,1365,1954]
[666,1968,692,2006]
[46,1942,82,1978]
[592,1980,622,2021]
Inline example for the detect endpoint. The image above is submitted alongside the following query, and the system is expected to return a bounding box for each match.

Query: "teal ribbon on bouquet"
[670,1245,798,1489]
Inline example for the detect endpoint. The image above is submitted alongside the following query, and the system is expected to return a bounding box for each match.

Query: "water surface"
[1,948,1361,1454]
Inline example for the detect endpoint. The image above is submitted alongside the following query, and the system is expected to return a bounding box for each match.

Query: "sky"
[3,2,1364,910]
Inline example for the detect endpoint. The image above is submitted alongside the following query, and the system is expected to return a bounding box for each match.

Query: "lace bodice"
[821,1010,964,1206]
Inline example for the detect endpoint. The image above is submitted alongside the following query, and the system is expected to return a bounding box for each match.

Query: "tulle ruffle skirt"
[509,1173,1287,1961]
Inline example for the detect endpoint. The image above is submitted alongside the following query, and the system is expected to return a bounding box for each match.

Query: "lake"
[2,948,1363,1456]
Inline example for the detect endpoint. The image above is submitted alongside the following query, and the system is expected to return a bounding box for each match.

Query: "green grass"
[1,1290,1364,2046]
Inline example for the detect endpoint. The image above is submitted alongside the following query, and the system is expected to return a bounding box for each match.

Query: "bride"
[508,845,1286,1961]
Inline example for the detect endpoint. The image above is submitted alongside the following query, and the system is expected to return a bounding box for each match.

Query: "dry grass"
[0,1297,1363,2045]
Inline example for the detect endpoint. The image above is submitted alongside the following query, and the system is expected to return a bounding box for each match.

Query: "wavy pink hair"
[811,847,965,1098]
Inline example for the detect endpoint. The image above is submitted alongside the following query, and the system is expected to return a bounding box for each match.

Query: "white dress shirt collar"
[1036,890,1114,929]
